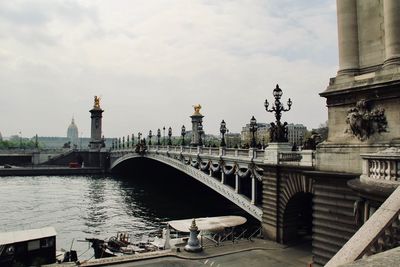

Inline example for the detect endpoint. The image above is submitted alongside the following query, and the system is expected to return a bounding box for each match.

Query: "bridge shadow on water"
[111,157,260,229]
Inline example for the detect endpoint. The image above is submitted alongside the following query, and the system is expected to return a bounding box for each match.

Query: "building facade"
[287,123,307,146]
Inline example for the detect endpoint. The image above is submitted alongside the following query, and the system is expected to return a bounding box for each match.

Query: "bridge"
[109,143,315,238]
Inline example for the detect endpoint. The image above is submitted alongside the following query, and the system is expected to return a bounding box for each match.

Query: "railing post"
[219,146,226,156]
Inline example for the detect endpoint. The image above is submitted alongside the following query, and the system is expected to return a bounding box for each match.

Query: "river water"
[0,170,253,259]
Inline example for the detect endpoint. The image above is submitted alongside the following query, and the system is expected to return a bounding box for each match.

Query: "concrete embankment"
[0,166,105,176]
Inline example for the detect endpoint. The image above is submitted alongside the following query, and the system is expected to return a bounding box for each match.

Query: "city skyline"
[0,0,337,137]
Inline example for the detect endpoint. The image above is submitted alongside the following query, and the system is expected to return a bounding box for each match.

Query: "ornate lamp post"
[264,84,292,142]
[122,136,125,149]
[148,130,153,145]
[138,132,142,144]
[198,123,204,146]
[157,128,161,145]
[220,120,227,147]
[249,116,258,148]
[127,135,130,148]
[163,126,166,145]
[168,127,172,145]
[181,125,186,146]
[132,133,135,146]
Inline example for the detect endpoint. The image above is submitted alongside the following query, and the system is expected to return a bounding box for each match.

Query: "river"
[0,170,254,259]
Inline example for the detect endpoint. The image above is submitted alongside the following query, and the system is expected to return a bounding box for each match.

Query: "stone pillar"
[251,176,256,205]
[383,0,400,67]
[190,105,203,146]
[221,172,225,184]
[337,0,359,75]
[89,99,104,150]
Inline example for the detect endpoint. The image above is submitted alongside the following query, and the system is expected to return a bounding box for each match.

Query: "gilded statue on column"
[94,96,101,108]
[193,104,202,115]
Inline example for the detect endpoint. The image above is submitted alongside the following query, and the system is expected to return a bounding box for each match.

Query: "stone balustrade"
[360,147,400,188]
[111,144,314,167]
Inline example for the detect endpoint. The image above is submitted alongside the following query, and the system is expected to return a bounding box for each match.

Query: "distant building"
[67,118,79,148]
[287,123,307,146]
[241,122,270,147]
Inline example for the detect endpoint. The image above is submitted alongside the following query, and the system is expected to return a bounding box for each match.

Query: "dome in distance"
[67,117,79,147]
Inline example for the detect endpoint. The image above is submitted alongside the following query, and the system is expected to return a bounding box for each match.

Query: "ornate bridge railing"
[110,145,314,167]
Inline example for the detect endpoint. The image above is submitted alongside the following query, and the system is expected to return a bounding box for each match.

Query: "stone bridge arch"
[110,152,263,221]
[278,172,314,243]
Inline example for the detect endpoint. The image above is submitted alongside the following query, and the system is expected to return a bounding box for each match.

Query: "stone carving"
[345,99,387,141]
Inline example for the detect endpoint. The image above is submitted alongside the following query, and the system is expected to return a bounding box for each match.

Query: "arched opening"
[281,192,313,244]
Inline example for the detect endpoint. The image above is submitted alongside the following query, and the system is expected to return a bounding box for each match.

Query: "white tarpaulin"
[167,216,247,233]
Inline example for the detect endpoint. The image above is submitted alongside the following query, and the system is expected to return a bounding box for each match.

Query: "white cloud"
[0,0,337,138]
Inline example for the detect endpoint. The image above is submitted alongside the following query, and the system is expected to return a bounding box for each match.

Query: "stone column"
[89,105,104,150]
[190,114,204,146]
[235,174,240,193]
[251,176,256,205]
[383,0,400,67]
[337,0,359,75]
[221,172,225,184]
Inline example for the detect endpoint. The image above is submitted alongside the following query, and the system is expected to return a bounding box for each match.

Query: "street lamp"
[264,84,292,142]
[138,132,142,144]
[249,116,258,148]
[181,125,186,146]
[168,127,172,146]
[148,130,153,145]
[132,133,135,146]
[157,128,161,145]
[163,126,166,145]
[220,120,227,147]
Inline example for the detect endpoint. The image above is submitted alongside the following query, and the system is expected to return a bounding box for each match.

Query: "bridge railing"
[360,148,400,186]
[111,145,314,166]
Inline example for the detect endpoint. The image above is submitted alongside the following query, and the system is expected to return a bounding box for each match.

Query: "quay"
[0,166,104,176]
[54,239,312,267]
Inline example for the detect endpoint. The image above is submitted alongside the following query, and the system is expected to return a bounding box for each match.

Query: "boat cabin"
[0,227,57,266]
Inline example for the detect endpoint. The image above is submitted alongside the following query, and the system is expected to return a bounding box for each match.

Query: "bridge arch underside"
[278,172,314,244]
[110,153,263,221]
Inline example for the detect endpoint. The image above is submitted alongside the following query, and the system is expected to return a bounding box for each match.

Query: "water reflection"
[0,166,255,258]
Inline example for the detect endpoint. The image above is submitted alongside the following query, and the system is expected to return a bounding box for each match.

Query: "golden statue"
[94,96,101,108]
[193,104,202,115]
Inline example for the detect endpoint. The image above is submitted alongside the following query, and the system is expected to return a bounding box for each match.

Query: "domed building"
[67,117,79,148]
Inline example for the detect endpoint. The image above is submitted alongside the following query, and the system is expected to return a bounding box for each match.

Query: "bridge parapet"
[111,145,314,167]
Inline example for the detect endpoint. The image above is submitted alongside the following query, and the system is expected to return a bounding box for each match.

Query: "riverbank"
[0,166,105,176]
[53,239,312,267]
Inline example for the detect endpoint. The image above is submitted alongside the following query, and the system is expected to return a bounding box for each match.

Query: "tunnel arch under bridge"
[110,152,263,221]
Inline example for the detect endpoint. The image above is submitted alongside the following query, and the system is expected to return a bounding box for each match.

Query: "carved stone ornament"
[345,99,388,141]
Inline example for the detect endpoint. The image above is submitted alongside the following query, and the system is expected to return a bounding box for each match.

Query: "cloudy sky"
[0,0,338,138]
